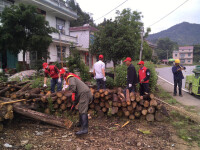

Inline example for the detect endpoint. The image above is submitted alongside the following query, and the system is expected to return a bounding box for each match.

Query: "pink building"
[70,24,98,70]
[173,46,193,64]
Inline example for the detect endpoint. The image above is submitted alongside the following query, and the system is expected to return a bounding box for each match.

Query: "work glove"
[103,77,106,81]
[129,84,132,88]
[58,78,61,83]
[43,84,47,87]
[71,93,76,111]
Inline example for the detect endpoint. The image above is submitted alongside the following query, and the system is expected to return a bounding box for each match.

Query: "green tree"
[156,38,178,60]
[193,45,200,63]
[0,3,57,69]
[90,9,151,67]
[66,0,95,27]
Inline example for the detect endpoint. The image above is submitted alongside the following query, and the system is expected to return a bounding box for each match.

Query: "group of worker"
[42,55,152,136]
[42,55,185,136]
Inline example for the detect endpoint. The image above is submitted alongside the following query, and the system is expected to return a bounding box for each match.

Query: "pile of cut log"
[88,87,166,122]
[0,81,167,130]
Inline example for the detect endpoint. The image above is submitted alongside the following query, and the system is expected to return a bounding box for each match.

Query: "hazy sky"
[75,0,200,34]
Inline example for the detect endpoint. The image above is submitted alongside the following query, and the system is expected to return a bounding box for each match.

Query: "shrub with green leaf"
[115,61,157,92]
[66,45,90,82]
[106,76,114,89]
[114,64,127,87]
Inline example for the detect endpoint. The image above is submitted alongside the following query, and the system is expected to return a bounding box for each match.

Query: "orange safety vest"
[138,66,149,83]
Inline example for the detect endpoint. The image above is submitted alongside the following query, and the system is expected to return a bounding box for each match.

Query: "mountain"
[146,22,200,46]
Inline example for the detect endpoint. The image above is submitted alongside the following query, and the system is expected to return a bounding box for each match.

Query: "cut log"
[94,92,100,99]
[94,99,100,104]
[56,92,63,98]
[111,107,118,115]
[150,99,158,107]
[148,106,155,114]
[129,114,135,120]
[66,102,72,108]
[97,110,104,118]
[139,99,145,106]
[104,90,110,96]
[100,93,105,98]
[44,108,51,114]
[99,102,105,107]
[126,89,130,102]
[95,105,101,112]
[130,92,135,101]
[105,102,111,108]
[61,96,67,101]
[16,81,30,86]
[102,107,107,113]
[57,98,62,105]
[122,101,127,107]
[112,101,118,107]
[144,101,150,108]
[127,105,133,111]
[141,109,148,116]
[117,102,122,107]
[146,114,154,122]
[117,110,123,117]
[113,94,118,102]
[132,101,137,109]
[124,111,130,117]
[0,87,11,95]
[99,89,104,93]
[134,111,141,118]
[89,103,95,109]
[16,83,31,95]
[136,105,143,112]
[155,110,164,122]
[13,105,73,129]
[60,104,67,111]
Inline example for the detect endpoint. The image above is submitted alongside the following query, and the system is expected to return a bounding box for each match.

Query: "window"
[37,8,46,16]
[188,60,191,62]
[57,46,66,62]
[180,59,185,63]
[175,54,177,57]
[188,53,191,57]
[56,17,65,34]
[180,54,185,58]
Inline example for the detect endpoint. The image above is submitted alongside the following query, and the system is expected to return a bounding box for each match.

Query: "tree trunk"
[23,50,26,70]
[13,105,73,129]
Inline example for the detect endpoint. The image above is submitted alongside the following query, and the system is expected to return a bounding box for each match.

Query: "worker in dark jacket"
[172,59,186,97]
[123,57,138,93]
[65,74,93,135]
[138,61,150,96]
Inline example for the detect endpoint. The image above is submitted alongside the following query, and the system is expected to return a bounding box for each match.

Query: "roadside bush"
[0,73,8,82]
[133,61,157,93]
[115,61,157,92]
[79,61,90,82]
[106,76,114,89]
[114,64,127,87]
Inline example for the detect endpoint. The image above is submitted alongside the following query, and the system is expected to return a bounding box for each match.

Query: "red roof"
[179,46,194,50]
[70,25,98,32]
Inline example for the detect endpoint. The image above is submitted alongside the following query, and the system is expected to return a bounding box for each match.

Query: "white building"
[15,0,78,65]
[70,24,98,70]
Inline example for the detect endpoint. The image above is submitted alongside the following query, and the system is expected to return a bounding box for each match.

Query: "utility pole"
[167,50,169,64]
[59,25,63,68]
[139,27,144,61]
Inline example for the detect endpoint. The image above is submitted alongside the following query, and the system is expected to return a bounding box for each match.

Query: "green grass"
[170,111,200,146]
[167,98,177,104]
[155,64,170,68]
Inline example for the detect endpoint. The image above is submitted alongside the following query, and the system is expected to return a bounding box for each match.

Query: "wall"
[70,31,90,49]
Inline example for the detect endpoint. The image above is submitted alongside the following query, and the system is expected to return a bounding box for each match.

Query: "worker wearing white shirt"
[93,54,106,90]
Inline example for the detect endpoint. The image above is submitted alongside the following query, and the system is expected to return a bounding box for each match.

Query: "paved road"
[156,66,195,90]
[156,66,200,109]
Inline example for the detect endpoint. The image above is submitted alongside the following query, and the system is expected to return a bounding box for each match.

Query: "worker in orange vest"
[137,61,150,96]
[43,63,62,93]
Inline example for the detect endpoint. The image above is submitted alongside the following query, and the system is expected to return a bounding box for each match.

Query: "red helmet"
[99,54,103,59]
[60,68,65,74]
[43,63,48,69]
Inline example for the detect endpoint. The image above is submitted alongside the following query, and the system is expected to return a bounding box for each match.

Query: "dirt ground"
[0,113,199,150]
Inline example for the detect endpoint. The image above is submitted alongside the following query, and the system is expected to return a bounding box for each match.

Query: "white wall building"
[15,0,78,65]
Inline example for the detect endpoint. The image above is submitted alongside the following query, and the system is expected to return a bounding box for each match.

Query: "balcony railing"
[51,33,77,44]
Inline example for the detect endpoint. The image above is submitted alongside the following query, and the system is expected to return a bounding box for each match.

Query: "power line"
[94,0,128,22]
[148,0,190,27]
